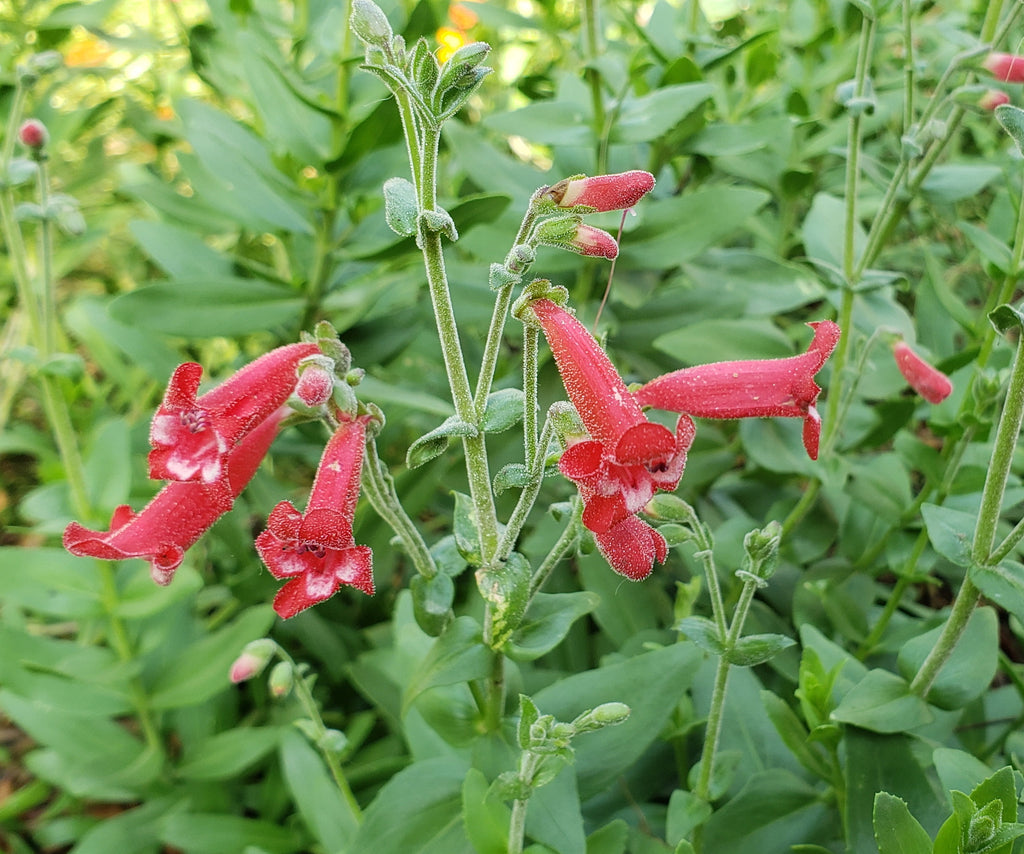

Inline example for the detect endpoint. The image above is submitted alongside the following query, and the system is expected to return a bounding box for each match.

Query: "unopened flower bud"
[893,341,953,404]
[18,119,48,150]
[567,223,618,259]
[229,638,277,683]
[295,362,334,408]
[350,0,393,47]
[983,52,1024,83]
[980,89,1011,110]
[268,660,295,698]
[543,171,655,212]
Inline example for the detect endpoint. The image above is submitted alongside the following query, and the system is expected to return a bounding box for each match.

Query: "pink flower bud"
[18,118,48,150]
[980,90,1011,110]
[568,223,618,259]
[893,342,952,404]
[229,639,277,683]
[983,53,1024,83]
[544,170,656,212]
[295,364,334,407]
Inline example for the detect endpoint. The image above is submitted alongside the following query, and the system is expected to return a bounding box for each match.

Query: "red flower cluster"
[530,297,840,579]
[64,343,375,618]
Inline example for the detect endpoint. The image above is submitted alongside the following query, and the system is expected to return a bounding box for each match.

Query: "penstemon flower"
[983,52,1024,84]
[63,408,286,585]
[543,170,656,212]
[149,343,320,486]
[528,298,695,580]
[893,341,953,404]
[635,321,841,460]
[256,415,374,619]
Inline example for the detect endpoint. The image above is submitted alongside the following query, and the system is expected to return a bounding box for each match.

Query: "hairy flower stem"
[693,576,759,852]
[281,649,363,820]
[507,751,542,854]
[362,438,438,578]
[823,14,875,450]
[911,331,1024,696]
[416,127,499,561]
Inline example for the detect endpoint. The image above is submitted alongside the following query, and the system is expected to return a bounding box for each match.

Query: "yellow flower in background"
[436,26,467,63]
[65,32,113,68]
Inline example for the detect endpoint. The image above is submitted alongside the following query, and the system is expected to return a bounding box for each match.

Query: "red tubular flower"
[983,53,1024,83]
[635,321,841,461]
[63,408,285,585]
[893,342,953,404]
[545,170,656,212]
[149,343,319,486]
[256,415,374,619]
[529,298,695,580]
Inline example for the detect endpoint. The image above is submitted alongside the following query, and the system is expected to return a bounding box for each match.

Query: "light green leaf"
[830,669,933,733]
[873,793,932,854]
[505,591,600,661]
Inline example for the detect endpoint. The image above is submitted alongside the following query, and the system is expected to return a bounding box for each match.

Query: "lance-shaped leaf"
[406,415,478,469]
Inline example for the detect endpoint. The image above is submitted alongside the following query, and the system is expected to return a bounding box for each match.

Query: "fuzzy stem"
[507,751,542,854]
[911,329,1024,696]
[361,437,439,578]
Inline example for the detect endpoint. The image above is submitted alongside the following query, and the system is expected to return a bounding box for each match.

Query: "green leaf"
[505,591,601,661]
[989,303,1024,334]
[830,669,933,733]
[653,317,794,364]
[873,793,932,854]
[958,220,1013,273]
[611,83,715,143]
[921,503,975,567]
[403,616,491,711]
[996,104,1024,156]
[485,100,594,145]
[897,607,998,710]
[351,756,471,853]
[279,728,358,851]
[70,798,183,854]
[761,691,832,780]
[971,560,1024,625]
[479,552,532,649]
[108,279,303,338]
[406,416,478,468]
[726,633,796,667]
[624,187,770,267]
[453,490,483,566]
[462,769,510,854]
[176,727,281,781]
[585,820,629,854]
[0,546,104,619]
[481,388,525,433]
[159,813,300,853]
[922,164,1002,203]
[666,790,712,847]
[149,606,276,709]
[701,769,827,854]
[675,616,726,656]
[383,177,419,236]
[411,572,455,637]
[802,192,867,272]
[494,463,531,494]
[533,643,702,799]
[129,220,234,279]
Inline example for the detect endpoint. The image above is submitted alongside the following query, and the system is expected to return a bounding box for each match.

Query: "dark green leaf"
[971,561,1024,625]
[482,388,525,433]
[403,616,491,710]
[411,572,455,636]
[921,503,975,567]
[480,552,532,649]
[453,490,483,566]
[505,591,600,661]
[159,813,299,853]
[989,303,1024,334]
[873,793,932,854]
[896,607,998,710]
[996,104,1024,156]
[831,669,933,733]
[406,416,477,468]
[176,727,281,781]
[108,279,303,338]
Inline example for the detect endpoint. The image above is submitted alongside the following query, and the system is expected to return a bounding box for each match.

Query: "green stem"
[416,126,499,560]
[529,500,581,595]
[581,0,606,172]
[497,408,558,564]
[823,14,874,450]
[780,479,820,541]
[282,650,363,820]
[522,326,539,467]
[911,328,1024,696]
[484,648,506,733]
[36,156,56,358]
[361,437,438,577]
[507,751,542,854]
[901,0,913,138]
